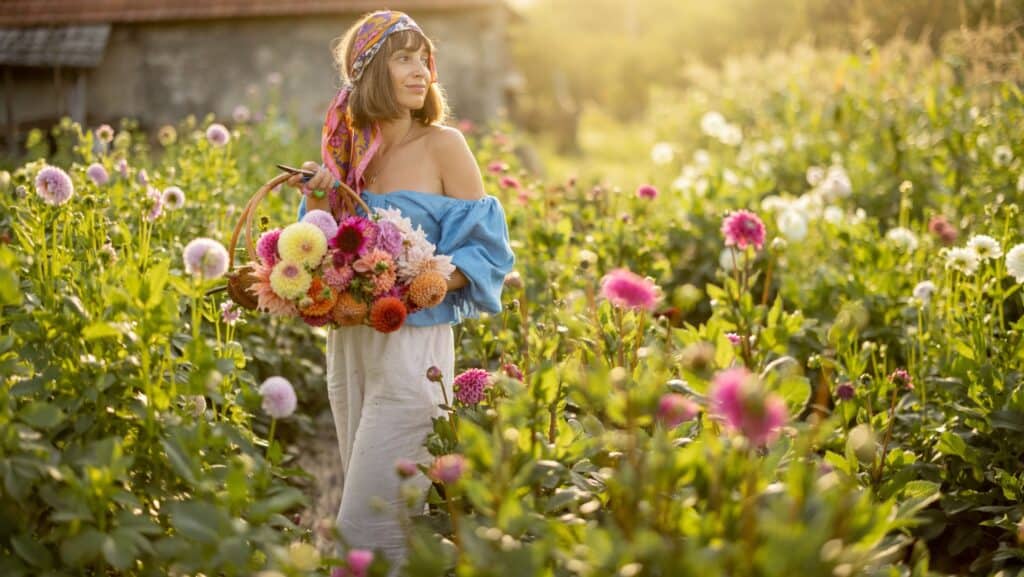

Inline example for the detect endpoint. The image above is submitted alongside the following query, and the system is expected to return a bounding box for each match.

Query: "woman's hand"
[285,161,335,193]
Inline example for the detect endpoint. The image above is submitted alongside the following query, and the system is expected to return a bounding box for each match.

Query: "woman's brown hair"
[332,18,449,129]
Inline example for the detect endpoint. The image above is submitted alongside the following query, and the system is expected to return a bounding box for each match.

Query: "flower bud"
[426,366,444,383]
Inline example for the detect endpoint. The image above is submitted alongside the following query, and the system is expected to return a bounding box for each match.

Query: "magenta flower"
[635,184,658,199]
[258,376,297,419]
[500,175,520,189]
[302,209,339,241]
[600,268,660,311]
[206,123,231,147]
[331,216,374,261]
[721,209,766,251]
[487,161,508,174]
[183,237,229,280]
[888,368,913,390]
[428,454,466,484]
[709,367,788,446]
[86,163,109,186]
[836,381,855,401]
[453,368,491,405]
[256,228,282,267]
[656,393,699,428]
[725,332,742,346]
[35,166,74,205]
[220,300,241,325]
[332,549,374,577]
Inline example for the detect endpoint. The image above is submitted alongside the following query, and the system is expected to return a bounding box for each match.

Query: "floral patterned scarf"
[320,10,438,218]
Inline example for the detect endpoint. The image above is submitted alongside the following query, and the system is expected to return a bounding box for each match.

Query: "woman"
[288,9,515,571]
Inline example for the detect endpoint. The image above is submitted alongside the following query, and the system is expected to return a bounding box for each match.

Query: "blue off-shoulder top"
[297,190,515,326]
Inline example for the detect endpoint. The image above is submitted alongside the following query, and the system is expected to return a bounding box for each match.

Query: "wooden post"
[4,66,17,158]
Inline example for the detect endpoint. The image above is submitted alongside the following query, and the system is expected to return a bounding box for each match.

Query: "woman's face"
[388,44,431,112]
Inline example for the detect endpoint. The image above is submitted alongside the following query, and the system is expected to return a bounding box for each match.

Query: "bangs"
[384,30,431,55]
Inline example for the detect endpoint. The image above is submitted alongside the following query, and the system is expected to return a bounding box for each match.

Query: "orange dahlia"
[332,292,367,326]
[408,271,448,308]
[369,296,407,333]
[300,276,338,317]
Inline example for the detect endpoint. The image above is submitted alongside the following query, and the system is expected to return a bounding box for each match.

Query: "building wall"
[4,7,507,133]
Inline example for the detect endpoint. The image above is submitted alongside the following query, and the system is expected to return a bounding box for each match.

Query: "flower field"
[2,33,1024,577]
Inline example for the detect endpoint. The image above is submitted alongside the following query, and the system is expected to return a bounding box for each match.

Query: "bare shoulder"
[426,125,485,200]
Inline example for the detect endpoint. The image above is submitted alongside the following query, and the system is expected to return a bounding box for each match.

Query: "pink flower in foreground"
[258,376,297,419]
[600,268,660,311]
[635,184,658,199]
[35,166,74,205]
[256,228,281,267]
[331,216,375,261]
[332,549,374,577]
[428,454,466,484]
[710,367,787,446]
[656,393,699,428]
[721,209,766,251]
[453,368,491,405]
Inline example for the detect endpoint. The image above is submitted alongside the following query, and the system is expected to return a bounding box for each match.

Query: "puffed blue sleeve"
[436,197,515,319]
[296,196,307,222]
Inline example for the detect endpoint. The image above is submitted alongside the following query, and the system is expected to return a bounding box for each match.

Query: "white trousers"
[325,323,454,571]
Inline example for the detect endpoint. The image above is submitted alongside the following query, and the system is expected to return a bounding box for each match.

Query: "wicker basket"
[225,171,369,310]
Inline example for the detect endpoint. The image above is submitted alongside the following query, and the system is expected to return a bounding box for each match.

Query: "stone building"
[0,0,515,156]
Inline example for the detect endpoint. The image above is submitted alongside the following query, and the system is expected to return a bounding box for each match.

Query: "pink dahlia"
[721,209,766,251]
[709,367,787,446]
[656,393,699,428]
[322,263,355,291]
[86,163,109,186]
[247,262,299,316]
[331,216,375,261]
[258,376,297,419]
[453,368,491,405]
[182,237,229,279]
[302,209,339,241]
[428,454,466,484]
[500,175,520,189]
[256,229,282,267]
[600,268,660,311]
[374,220,403,257]
[35,165,74,205]
[332,549,374,577]
[353,249,396,295]
[635,184,658,199]
[205,123,231,147]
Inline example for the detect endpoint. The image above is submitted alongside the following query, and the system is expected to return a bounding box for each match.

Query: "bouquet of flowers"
[243,207,453,332]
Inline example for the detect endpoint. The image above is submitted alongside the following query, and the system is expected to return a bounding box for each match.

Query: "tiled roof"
[0,24,110,66]
[0,0,505,27]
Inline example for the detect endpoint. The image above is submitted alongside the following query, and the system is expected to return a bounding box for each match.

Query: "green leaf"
[168,501,223,544]
[936,431,968,459]
[161,438,197,485]
[101,532,137,570]
[0,268,22,306]
[82,322,122,340]
[19,402,65,430]
[11,533,53,568]
[59,529,104,566]
[902,480,941,500]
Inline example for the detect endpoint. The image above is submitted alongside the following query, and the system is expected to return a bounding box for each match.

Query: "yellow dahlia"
[247,262,298,316]
[332,292,367,326]
[409,271,448,308]
[270,260,312,300]
[277,222,327,268]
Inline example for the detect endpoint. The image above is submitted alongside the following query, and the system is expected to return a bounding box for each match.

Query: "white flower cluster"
[758,163,863,243]
[373,208,455,282]
[700,111,743,146]
[944,235,1006,277]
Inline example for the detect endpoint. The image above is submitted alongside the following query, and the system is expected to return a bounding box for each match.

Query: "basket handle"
[227,171,371,270]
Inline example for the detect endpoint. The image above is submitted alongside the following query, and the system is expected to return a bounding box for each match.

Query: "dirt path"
[296,409,343,554]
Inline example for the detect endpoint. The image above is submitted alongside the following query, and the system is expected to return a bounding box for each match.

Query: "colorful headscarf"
[320,10,438,218]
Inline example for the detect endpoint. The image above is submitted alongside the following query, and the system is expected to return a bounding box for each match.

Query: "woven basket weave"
[225,171,369,310]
